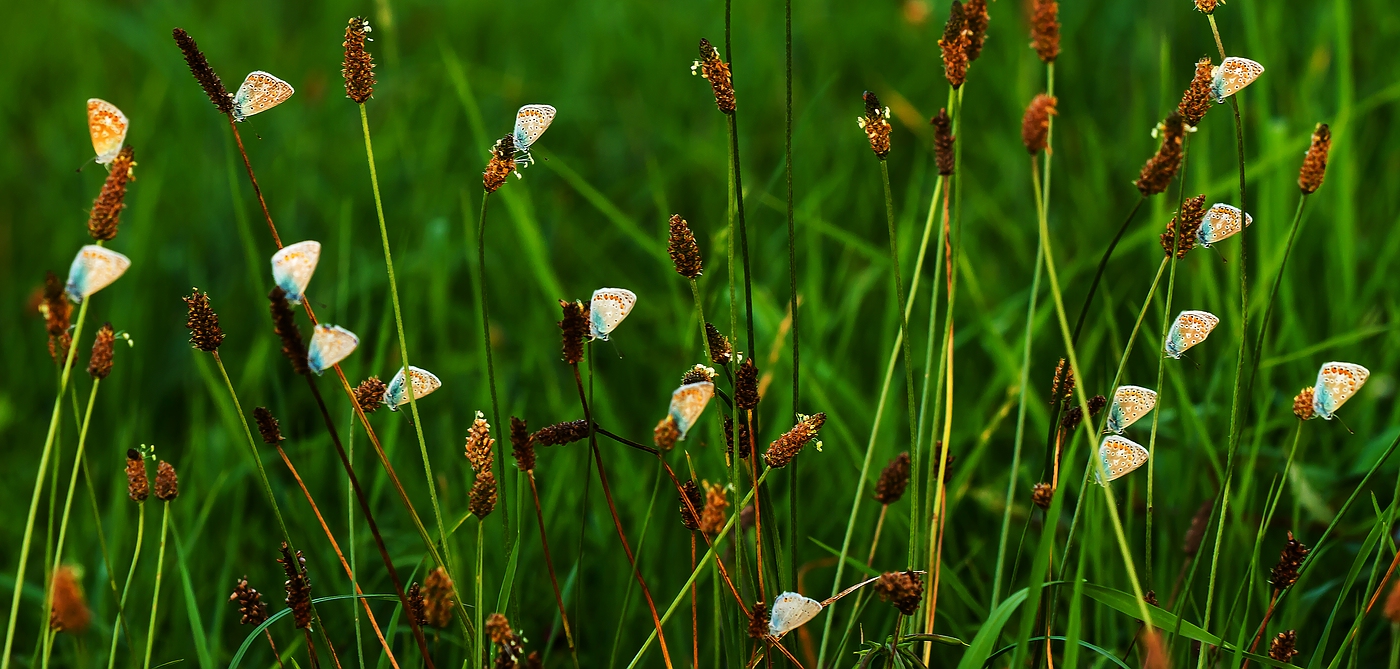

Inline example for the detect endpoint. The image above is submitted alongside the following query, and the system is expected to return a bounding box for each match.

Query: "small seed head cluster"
[1179,57,1215,128]
[1293,387,1316,420]
[155,461,179,501]
[735,358,760,411]
[681,364,717,386]
[172,28,233,116]
[1029,0,1060,63]
[679,480,703,531]
[1021,94,1057,155]
[1298,123,1331,195]
[183,289,225,352]
[875,452,911,505]
[932,108,956,175]
[484,134,517,193]
[42,271,72,365]
[126,449,148,502]
[1194,0,1221,14]
[510,416,535,471]
[558,299,588,365]
[533,419,590,447]
[341,17,376,104]
[939,1,971,88]
[355,376,387,414]
[1031,482,1054,509]
[277,542,313,629]
[693,39,735,114]
[89,146,136,241]
[698,482,729,536]
[1269,531,1309,590]
[705,323,733,365]
[469,469,498,518]
[467,412,498,518]
[1137,113,1186,196]
[654,415,680,451]
[1269,630,1298,663]
[1160,194,1207,259]
[875,571,924,615]
[268,287,308,375]
[48,566,90,634]
[764,413,826,468]
[407,583,426,626]
[254,406,284,445]
[724,414,752,460]
[668,214,704,278]
[229,577,270,626]
[422,567,456,628]
[747,601,769,639]
[859,91,893,160]
[88,322,116,380]
[963,0,990,62]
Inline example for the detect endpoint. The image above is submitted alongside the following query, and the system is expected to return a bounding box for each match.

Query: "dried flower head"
[1031,482,1054,509]
[1269,630,1298,663]
[278,542,313,629]
[1160,194,1207,258]
[126,449,148,502]
[1298,123,1331,195]
[681,364,717,386]
[964,0,990,61]
[1293,387,1315,420]
[533,419,590,447]
[1194,0,1219,14]
[724,414,752,460]
[932,108,956,175]
[155,461,179,501]
[486,612,515,645]
[693,38,736,114]
[1178,57,1214,128]
[736,357,760,411]
[558,299,587,365]
[706,323,733,366]
[471,468,498,519]
[354,376,387,414]
[679,480,704,531]
[342,17,376,104]
[88,322,116,380]
[1049,358,1066,403]
[510,417,535,472]
[748,601,769,639]
[268,287,308,375]
[48,566,90,634]
[1136,113,1186,196]
[654,415,681,451]
[875,571,924,615]
[698,481,729,536]
[172,28,234,116]
[859,91,892,160]
[422,566,456,628]
[406,583,426,626]
[1060,405,1084,433]
[42,271,73,365]
[1029,0,1060,62]
[1021,94,1057,155]
[230,577,270,626]
[89,146,136,241]
[1183,498,1213,556]
[183,289,224,352]
[1269,531,1309,590]
[764,413,826,468]
[668,214,704,278]
[253,407,284,445]
[1060,365,1076,403]
[934,446,956,483]
[465,411,495,473]
[939,1,971,88]
[484,134,517,193]
[1088,394,1108,417]
[875,452,912,505]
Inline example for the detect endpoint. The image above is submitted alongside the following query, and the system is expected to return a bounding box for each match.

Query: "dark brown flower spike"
[964,0,990,62]
[354,376,387,414]
[172,28,233,116]
[939,1,971,88]
[155,461,178,501]
[1269,531,1309,590]
[698,482,728,536]
[89,146,135,241]
[1160,194,1207,259]
[1029,0,1060,62]
[1292,387,1315,421]
[1179,57,1214,128]
[88,323,115,380]
[693,38,735,114]
[43,272,73,365]
[558,299,587,365]
[486,612,516,646]
[668,214,704,278]
[268,287,308,374]
[1048,358,1066,403]
[1060,405,1083,433]
[1031,482,1054,509]
[183,289,225,352]
[736,358,760,411]
[874,571,924,615]
[342,17,376,104]
[484,134,517,193]
[470,468,498,518]
[278,542,312,629]
[1021,94,1057,155]
[679,480,703,530]
[125,449,148,502]
[705,323,733,365]
[510,417,535,472]
[533,419,590,447]
[764,413,826,468]
[406,583,426,626]
[724,414,752,460]
[1087,394,1107,417]
[875,452,911,505]
[747,601,769,639]
[422,566,456,628]
[1136,113,1186,196]
[860,91,892,160]
[654,415,680,451]
[230,577,270,626]
[680,364,717,386]
[254,407,284,445]
[1269,630,1298,663]
[1298,123,1331,195]
[932,108,956,175]
[48,566,90,633]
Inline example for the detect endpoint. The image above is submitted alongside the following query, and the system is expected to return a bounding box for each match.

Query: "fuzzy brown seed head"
[932,108,956,175]
[695,39,736,114]
[724,414,752,460]
[277,542,312,629]
[681,364,717,386]
[89,146,135,242]
[155,461,179,501]
[1161,194,1207,259]
[42,271,72,365]
[230,577,270,626]
[1269,531,1309,590]
[183,289,225,352]
[679,480,704,531]
[654,415,681,452]
[1060,405,1084,433]
[354,376,387,414]
[860,91,892,160]
[533,419,590,447]
[1269,630,1299,663]
[422,567,456,628]
[471,468,498,519]
[1060,365,1076,403]
[764,413,826,468]
[1031,482,1054,509]
[939,1,971,88]
[486,612,515,645]
[1029,0,1060,62]
[735,358,760,411]
[698,481,729,536]
[510,417,535,471]
[875,571,924,616]
[1049,358,1066,404]
[1179,57,1215,128]
[268,287,308,374]
[484,134,517,194]
[1194,0,1219,14]
[253,407,284,445]
[342,17,376,104]
[1293,387,1315,420]
[668,214,704,278]
[48,566,90,634]
[1183,498,1213,556]
[1021,94,1057,155]
[49,332,72,367]
[964,0,990,61]
[748,601,769,639]
[172,28,234,116]
[88,323,116,380]
[1088,394,1108,417]
[875,452,912,505]
[1299,123,1331,195]
[1137,113,1186,196]
[465,411,495,473]
[705,323,733,366]
[558,299,588,365]
[126,450,148,502]
[406,583,426,626]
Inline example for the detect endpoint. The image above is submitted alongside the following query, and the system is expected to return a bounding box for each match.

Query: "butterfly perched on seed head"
[384,366,442,411]
[1098,435,1149,483]
[1165,310,1219,360]
[768,592,822,639]
[66,245,131,302]
[512,104,556,167]
[307,325,359,375]
[590,287,636,341]
[1210,57,1263,103]
[271,241,321,305]
[1198,203,1252,248]
[1106,385,1157,434]
[1311,361,1369,421]
[669,381,715,439]
[87,99,128,165]
[232,71,295,122]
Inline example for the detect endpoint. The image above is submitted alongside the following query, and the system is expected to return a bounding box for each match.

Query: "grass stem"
[104,503,143,669]
[527,470,578,661]
[140,501,169,669]
[40,379,100,669]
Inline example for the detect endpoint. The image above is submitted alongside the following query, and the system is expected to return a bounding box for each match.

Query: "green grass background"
[4,0,1400,666]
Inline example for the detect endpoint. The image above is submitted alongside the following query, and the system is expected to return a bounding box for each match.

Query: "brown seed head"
[1160,194,1207,259]
[1049,358,1066,404]
[406,582,426,626]
[1298,123,1331,195]
[125,450,148,502]
[510,417,535,471]
[1293,387,1315,420]
[736,358,760,411]
[183,289,225,352]
[471,468,498,519]
[172,28,234,116]
[277,542,313,629]
[342,17,376,104]
[88,322,116,380]
[253,407,284,445]
[484,134,517,194]
[229,577,270,626]
[875,452,912,505]
[354,376,387,414]
[48,566,90,634]
[89,146,135,242]
[1029,0,1060,62]
[42,271,73,365]
[680,364,717,386]
[860,91,892,160]
[486,612,515,645]
[705,323,733,366]
[764,413,826,468]
[1183,498,1213,556]
[533,419,590,447]
[422,566,456,628]
[558,299,588,365]
[1269,630,1299,663]
[1060,405,1084,433]
[654,415,681,452]
[49,323,72,365]
[964,0,990,62]
[695,39,736,114]
[934,446,956,483]
[1137,113,1186,196]
[932,108,956,175]
[748,601,769,639]
[679,480,704,531]
[698,481,729,536]
[1178,57,1215,127]
[1194,0,1219,14]
[155,461,179,501]
[465,411,495,473]
[939,2,971,88]
[1088,394,1107,417]
[724,414,752,460]
[1269,531,1309,590]
[1031,482,1054,509]
[1021,94,1057,155]
[1060,365,1076,403]
[875,571,924,616]
[668,214,704,278]
[268,287,308,375]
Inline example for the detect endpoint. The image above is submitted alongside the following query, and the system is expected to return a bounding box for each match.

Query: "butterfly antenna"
[1212,245,1228,264]
[402,410,416,430]
[609,339,624,360]
[1336,414,1356,435]
[1184,352,1201,370]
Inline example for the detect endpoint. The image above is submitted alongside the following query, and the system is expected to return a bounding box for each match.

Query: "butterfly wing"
[271,240,321,304]
[1198,204,1250,247]
[233,71,295,121]
[512,105,557,151]
[1312,361,1370,419]
[408,367,443,400]
[87,99,129,165]
[65,245,132,302]
[1166,310,1219,359]
[1098,435,1149,483]
[307,325,360,375]
[669,382,716,438]
[589,287,637,340]
[1107,385,1158,434]
[1212,57,1264,101]
[768,592,822,638]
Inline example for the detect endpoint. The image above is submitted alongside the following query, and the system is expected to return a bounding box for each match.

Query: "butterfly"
[1106,385,1157,434]
[87,99,128,165]
[232,71,295,122]
[1198,203,1252,248]
[512,104,556,166]
[590,287,637,341]
[1165,310,1220,360]
[767,592,823,639]
[271,241,321,305]
[1312,361,1370,420]
[307,325,360,376]
[384,366,442,411]
[66,245,131,302]
[669,381,716,439]
[1098,435,1150,483]
[1211,57,1264,103]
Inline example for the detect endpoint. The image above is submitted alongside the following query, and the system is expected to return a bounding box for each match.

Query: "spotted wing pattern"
[513,104,556,152]
[271,240,321,305]
[589,287,637,340]
[1198,203,1252,247]
[1165,310,1220,359]
[1106,385,1157,434]
[307,325,360,375]
[385,366,443,410]
[65,245,132,302]
[669,381,715,439]
[87,99,129,165]
[1098,435,1149,483]
[233,71,295,121]
[1312,361,1370,420]
[768,592,823,638]
[1211,57,1264,102]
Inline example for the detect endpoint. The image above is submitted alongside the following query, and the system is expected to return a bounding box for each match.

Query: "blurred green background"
[5,0,1400,666]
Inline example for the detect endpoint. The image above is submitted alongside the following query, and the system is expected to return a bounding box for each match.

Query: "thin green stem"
[1246,196,1307,406]
[1071,196,1146,345]
[879,160,920,511]
[476,519,485,668]
[40,379,101,669]
[348,411,364,669]
[212,352,295,548]
[105,503,143,669]
[725,115,757,360]
[784,0,798,590]
[141,502,170,669]
[477,192,505,494]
